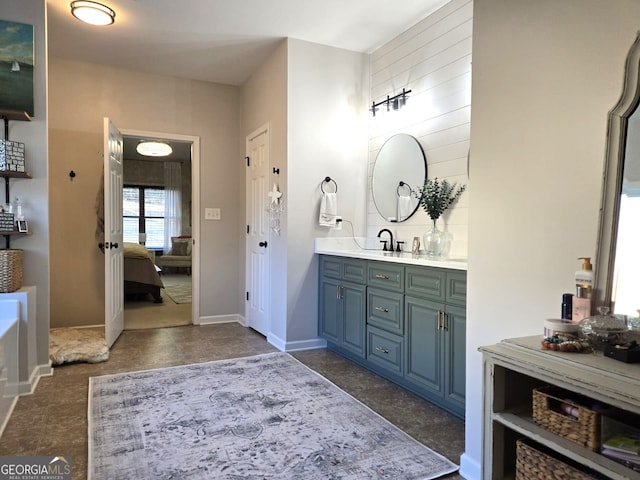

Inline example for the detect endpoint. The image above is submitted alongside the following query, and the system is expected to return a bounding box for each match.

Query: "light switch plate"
[205,207,221,220]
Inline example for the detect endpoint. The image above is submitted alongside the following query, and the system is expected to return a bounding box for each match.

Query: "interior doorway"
[119,129,200,329]
[245,125,270,336]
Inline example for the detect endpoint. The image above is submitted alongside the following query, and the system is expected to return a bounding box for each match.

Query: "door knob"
[100,242,119,249]
[258,241,268,247]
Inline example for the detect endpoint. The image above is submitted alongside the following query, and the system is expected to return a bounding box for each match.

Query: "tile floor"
[0,323,464,479]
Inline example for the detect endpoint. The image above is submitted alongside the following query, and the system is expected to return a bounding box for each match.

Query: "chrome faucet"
[377,229,393,251]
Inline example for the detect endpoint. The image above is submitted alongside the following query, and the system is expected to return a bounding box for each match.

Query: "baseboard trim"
[0,396,18,439]
[459,452,480,479]
[267,333,327,352]
[16,363,52,397]
[197,314,244,326]
[17,366,39,396]
[38,362,53,377]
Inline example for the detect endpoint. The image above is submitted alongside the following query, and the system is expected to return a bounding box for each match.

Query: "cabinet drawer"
[319,256,366,284]
[367,326,403,375]
[446,271,467,306]
[343,258,366,284]
[367,262,404,292]
[367,288,403,335]
[320,256,342,279]
[405,266,446,301]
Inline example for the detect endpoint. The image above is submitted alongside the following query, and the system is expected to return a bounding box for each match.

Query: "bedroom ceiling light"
[70,1,116,26]
[136,141,173,157]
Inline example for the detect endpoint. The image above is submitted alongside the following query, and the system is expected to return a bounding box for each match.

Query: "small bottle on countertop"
[575,257,594,291]
[572,258,593,323]
[561,293,573,320]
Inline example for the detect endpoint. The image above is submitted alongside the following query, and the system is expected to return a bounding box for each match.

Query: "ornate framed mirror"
[594,32,640,317]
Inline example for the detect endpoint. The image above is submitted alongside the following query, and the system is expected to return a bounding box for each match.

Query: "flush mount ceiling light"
[70,1,116,26]
[136,141,173,157]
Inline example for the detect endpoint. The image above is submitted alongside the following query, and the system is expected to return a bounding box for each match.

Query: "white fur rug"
[49,327,109,366]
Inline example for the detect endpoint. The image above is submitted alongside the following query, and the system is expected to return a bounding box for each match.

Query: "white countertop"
[314,237,467,271]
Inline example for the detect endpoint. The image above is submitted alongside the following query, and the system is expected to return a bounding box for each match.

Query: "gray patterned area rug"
[163,283,192,304]
[88,352,459,479]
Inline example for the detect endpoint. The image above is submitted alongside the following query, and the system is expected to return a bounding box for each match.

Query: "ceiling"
[49,0,450,161]
[47,0,451,86]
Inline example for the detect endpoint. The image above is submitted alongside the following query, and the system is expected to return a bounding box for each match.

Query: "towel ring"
[397,181,412,196]
[321,176,338,193]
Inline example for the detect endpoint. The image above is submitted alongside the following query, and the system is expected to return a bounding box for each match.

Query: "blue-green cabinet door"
[341,282,366,358]
[319,276,341,344]
[404,295,442,397]
[443,303,466,413]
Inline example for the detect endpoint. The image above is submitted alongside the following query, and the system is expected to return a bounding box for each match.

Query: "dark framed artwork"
[0,20,34,116]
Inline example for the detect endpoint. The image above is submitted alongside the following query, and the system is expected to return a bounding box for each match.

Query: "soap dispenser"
[575,257,594,291]
[572,257,593,323]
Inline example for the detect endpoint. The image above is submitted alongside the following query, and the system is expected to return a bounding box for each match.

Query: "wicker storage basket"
[0,249,23,293]
[516,439,596,479]
[533,386,601,451]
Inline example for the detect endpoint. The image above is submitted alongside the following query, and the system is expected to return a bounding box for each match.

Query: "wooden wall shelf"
[0,110,31,122]
[0,172,32,180]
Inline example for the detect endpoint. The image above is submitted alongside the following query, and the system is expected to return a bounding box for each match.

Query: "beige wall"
[48,58,242,327]
[462,0,640,476]
[241,39,369,349]
[240,40,289,340]
[286,39,369,346]
[3,0,50,374]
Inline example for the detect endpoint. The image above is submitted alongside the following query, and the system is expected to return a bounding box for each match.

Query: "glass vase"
[423,219,443,257]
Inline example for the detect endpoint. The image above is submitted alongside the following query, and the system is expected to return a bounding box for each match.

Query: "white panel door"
[245,126,270,335]
[104,118,124,348]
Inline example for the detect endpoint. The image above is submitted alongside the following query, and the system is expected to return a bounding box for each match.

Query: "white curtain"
[164,161,182,253]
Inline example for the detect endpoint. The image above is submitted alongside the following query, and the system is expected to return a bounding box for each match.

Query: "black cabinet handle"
[258,241,268,247]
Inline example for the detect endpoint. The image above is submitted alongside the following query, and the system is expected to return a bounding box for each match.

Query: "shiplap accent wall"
[367,0,472,257]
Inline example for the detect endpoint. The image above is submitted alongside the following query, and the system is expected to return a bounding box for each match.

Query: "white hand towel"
[319,192,337,227]
[397,194,413,222]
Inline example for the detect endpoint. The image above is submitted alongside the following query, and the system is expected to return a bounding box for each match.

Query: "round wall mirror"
[371,133,426,222]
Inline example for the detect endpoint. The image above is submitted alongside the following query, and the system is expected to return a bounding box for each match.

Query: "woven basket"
[0,249,23,293]
[533,386,601,451]
[516,439,596,479]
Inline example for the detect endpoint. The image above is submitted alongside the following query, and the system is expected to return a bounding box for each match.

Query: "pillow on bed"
[169,236,191,256]
[124,242,150,259]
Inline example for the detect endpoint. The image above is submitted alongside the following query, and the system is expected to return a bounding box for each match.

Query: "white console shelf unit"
[481,336,640,480]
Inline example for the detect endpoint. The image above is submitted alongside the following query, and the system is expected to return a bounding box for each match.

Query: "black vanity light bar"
[370,88,412,116]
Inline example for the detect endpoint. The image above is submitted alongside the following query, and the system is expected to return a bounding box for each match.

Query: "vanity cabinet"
[481,337,640,480]
[366,262,405,376]
[404,267,467,415]
[318,256,366,358]
[318,254,466,418]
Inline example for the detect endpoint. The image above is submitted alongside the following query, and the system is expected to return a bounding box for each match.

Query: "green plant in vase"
[414,178,466,256]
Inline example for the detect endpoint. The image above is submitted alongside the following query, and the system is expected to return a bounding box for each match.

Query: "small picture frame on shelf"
[412,236,421,254]
[17,220,28,233]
